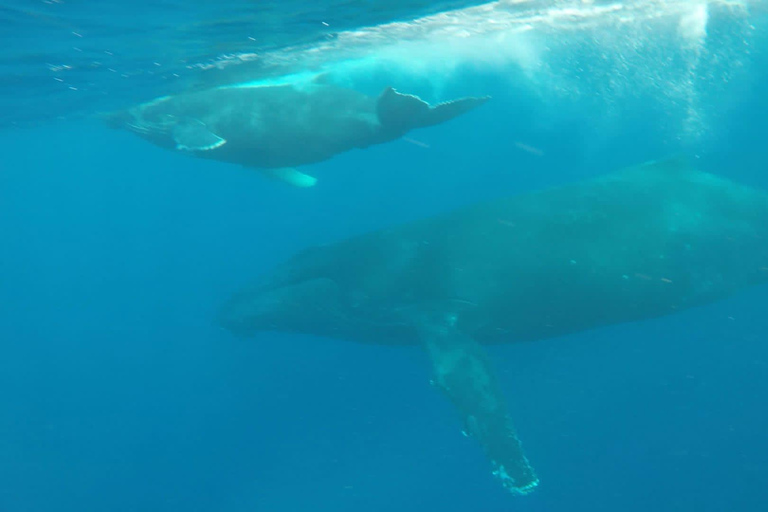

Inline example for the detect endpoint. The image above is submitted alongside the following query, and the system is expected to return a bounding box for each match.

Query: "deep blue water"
[2,1,768,511]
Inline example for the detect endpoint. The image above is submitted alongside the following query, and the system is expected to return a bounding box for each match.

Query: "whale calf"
[105,81,489,187]
[219,158,768,494]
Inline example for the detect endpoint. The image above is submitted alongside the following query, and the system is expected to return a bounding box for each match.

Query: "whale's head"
[218,240,423,344]
[219,276,349,336]
[100,96,182,149]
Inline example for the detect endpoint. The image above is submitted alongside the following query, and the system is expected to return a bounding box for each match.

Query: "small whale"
[104,80,489,187]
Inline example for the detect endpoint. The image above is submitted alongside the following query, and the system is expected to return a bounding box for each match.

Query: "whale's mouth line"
[125,117,174,136]
[125,122,153,134]
[219,275,425,338]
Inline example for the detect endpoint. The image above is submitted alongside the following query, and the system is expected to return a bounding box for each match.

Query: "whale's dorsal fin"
[415,310,539,495]
[172,118,227,151]
[376,87,490,135]
[262,167,318,188]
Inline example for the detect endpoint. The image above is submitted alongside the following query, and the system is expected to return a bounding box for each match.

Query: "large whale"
[218,158,768,494]
[104,80,489,187]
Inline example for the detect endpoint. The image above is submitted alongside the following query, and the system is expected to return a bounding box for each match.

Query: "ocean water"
[1,1,768,511]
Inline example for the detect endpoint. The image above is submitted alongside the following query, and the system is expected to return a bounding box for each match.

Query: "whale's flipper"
[417,313,539,495]
[262,167,318,188]
[173,119,227,151]
[376,87,490,135]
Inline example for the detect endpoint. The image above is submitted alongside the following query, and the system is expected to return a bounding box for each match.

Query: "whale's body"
[220,159,768,494]
[106,82,489,186]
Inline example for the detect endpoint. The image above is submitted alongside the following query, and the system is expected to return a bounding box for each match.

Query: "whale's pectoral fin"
[417,315,539,495]
[262,168,318,188]
[172,119,227,151]
[376,87,490,135]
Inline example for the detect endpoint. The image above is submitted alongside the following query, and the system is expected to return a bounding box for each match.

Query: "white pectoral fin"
[262,168,318,188]
[418,313,539,495]
[172,119,227,151]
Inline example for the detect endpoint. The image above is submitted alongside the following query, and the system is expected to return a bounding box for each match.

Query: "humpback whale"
[219,158,768,494]
[104,81,489,187]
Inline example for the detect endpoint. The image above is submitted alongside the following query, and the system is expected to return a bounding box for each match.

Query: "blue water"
[2,1,768,511]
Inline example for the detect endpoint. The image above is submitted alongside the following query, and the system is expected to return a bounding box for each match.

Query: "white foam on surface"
[202,0,753,143]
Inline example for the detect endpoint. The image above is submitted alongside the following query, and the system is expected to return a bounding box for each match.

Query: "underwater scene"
[2,0,768,510]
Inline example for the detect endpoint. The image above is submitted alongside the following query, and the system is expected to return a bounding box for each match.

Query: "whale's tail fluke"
[376,87,490,136]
